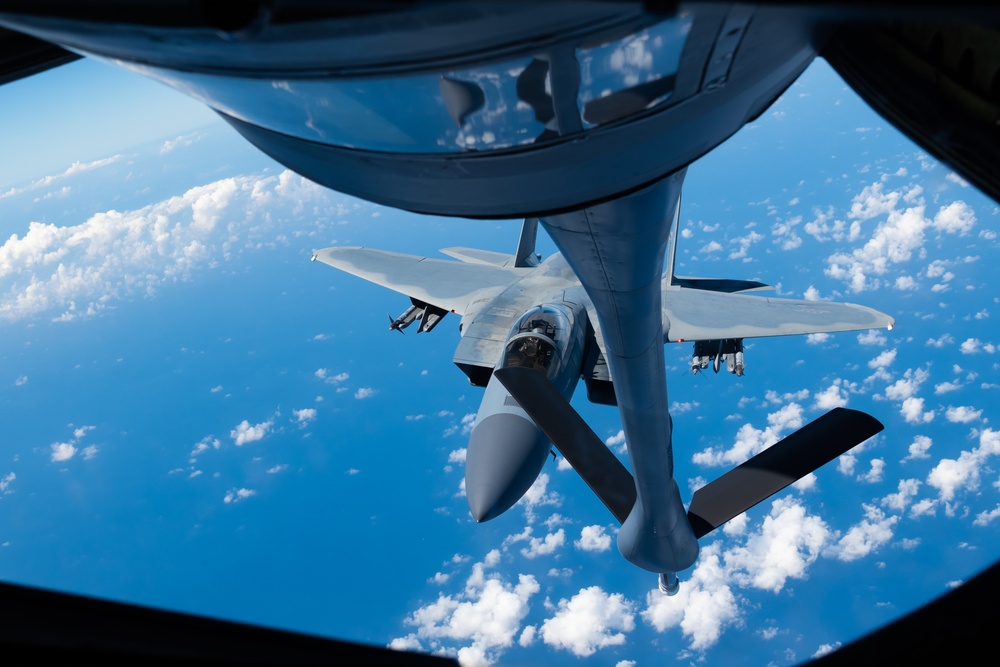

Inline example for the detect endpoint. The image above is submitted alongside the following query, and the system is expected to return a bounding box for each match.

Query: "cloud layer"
[1,169,332,323]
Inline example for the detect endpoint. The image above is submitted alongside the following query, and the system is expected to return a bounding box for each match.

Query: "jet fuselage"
[457,255,589,521]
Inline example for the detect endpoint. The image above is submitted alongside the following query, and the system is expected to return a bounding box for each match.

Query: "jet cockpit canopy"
[501,304,573,380]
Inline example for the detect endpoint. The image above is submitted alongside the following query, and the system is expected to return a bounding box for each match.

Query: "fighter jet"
[314,201,893,592]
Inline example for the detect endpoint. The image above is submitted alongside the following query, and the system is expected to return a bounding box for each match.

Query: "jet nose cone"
[466,412,550,522]
[469,494,501,524]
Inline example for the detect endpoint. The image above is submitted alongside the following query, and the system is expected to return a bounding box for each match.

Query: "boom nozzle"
[658,572,680,596]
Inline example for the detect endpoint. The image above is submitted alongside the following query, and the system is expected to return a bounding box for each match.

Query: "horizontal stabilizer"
[671,276,772,293]
[687,408,883,538]
[439,247,516,266]
[664,201,769,293]
[494,367,636,524]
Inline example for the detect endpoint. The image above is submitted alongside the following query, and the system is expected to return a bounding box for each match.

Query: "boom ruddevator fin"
[495,367,884,541]
[663,194,773,294]
[686,407,883,538]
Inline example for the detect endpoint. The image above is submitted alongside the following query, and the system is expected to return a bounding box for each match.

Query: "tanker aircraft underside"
[314,194,893,593]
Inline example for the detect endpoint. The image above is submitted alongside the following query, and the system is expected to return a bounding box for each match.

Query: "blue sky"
[0,55,998,667]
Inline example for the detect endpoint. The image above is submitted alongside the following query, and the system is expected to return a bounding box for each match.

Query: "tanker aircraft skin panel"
[662,287,895,342]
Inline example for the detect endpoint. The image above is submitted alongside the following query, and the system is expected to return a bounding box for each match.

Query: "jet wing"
[313,247,528,315]
[663,287,893,342]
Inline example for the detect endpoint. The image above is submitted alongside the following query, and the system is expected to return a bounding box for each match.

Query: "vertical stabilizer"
[660,194,773,295]
[514,217,540,267]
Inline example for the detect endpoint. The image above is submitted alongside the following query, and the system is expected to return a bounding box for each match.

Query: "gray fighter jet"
[314,196,893,593]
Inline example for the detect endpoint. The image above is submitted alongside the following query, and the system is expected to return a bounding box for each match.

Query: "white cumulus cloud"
[725,497,831,593]
[824,182,976,292]
[926,428,1000,505]
[945,406,983,423]
[881,478,922,511]
[868,348,897,369]
[50,442,76,462]
[642,542,740,650]
[48,424,96,463]
[831,504,897,561]
[693,403,804,467]
[575,525,613,552]
[903,435,933,461]
[541,586,636,657]
[517,473,562,522]
[900,396,935,424]
[520,529,565,559]
[230,419,273,446]
[813,381,849,410]
[0,170,335,323]
[390,554,540,666]
[223,487,256,504]
[292,408,317,424]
